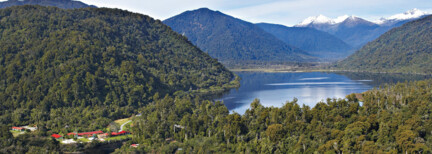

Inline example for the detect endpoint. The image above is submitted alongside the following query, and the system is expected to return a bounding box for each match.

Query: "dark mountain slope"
[337,15,432,74]
[0,0,96,9]
[0,6,235,131]
[163,8,314,66]
[333,17,381,47]
[256,23,353,60]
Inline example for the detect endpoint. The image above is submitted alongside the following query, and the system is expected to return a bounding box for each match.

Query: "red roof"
[12,127,23,130]
[111,130,130,136]
[51,134,62,138]
[67,131,104,136]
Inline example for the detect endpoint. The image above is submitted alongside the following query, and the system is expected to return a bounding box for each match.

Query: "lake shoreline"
[218,71,431,114]
[229,68,432,76]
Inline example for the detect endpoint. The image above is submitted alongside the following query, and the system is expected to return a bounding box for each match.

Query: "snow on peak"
[296,14,356,26]
[334,15,350,23]
[297,14,333,26]
[374,8,429,24]
[388,8,428,20]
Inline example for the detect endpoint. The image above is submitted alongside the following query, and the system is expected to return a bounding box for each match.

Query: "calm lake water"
[217,72,431,114]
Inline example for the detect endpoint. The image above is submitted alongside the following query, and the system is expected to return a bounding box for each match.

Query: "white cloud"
[2,0,432,26]
[224,0,432,26]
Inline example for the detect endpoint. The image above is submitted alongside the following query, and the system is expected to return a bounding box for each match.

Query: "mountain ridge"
[0,0,96,9]
[163,8,315,67]
[256,23,353,60]
[0,5,235,131]
[336,14,432,74]
[295,9,430,48]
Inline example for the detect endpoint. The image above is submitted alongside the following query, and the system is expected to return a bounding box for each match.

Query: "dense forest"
[0,0,96,9]
[3,77,432,153]
[0,6,237,135]
[163,8,315,67]
[112,79,432,153]
[336,15,432,74]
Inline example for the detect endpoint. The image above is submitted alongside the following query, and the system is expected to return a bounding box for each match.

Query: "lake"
[217,72,431,114]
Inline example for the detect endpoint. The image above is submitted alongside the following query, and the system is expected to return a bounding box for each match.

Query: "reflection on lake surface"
[217,72,431,114]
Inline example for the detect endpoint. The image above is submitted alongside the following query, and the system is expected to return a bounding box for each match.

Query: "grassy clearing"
[122,122,132,131]
[77,138,90,142]
[107,117,132,131]
[10,130,24,137]
[114,118,130,126]
[105,134,132,141]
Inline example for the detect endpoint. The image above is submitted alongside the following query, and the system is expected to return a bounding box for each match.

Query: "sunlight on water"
[217,72,429,114]
[266,82,361,86]
[298,77,329,80]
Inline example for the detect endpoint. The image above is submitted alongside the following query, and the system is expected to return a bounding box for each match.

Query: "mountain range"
[1,0,430,70]
[256,23,353,59]
[163,8,315,66]
[0,0,96,9]
[296,9,429,48]
[336,14,432,74]
[164,8,430,63]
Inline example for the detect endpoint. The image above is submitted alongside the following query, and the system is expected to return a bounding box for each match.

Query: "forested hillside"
[0,6,236,134]
[337,15,432,74]
[256,23,353,60]
[114,79,432,153]
[0,0,96,9]
[164,8,315,67]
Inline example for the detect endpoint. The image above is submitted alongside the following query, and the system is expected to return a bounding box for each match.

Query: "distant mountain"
[296,14,348,33]
[333,16,380,48]
[0,0,96,9]
[336,15,432,74]
[296,9,430,48]
[296,15,380,48]
[375,8,428,26]
[163,8,314,66]
[256,23,353,60]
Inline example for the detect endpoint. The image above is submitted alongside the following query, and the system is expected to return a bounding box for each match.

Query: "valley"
[0,0,432,153]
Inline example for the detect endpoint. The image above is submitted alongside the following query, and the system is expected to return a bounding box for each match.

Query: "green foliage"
[0,132,61,154]
[0,0,96,9]
[126,79,432,153]
[336,15,432,74]
[163,8,315,67]
[0,6,235,132]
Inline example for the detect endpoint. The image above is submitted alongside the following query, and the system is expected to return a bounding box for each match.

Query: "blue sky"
[9,0,432,26]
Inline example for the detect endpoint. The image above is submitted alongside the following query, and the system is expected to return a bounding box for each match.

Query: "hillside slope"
[164,8,314,66]
[337,15,432,74]
[256,23,353,60]
[0,0,96,9]
[0,6,235,131]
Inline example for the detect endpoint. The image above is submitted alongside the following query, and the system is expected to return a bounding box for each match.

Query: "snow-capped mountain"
[374,8,429,25]
[297,15,333,26]
[294,8,430,48]
[339,16,378,28]
[296,15,351,26]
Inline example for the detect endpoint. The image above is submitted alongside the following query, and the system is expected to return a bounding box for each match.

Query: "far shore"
[228,68,432,76]
[229,68,328,73]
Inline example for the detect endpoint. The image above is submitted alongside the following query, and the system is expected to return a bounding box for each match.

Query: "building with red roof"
[130,144,139,148]
[111,130,130,136]
[11,127,24,131]
[51,134,63,140]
